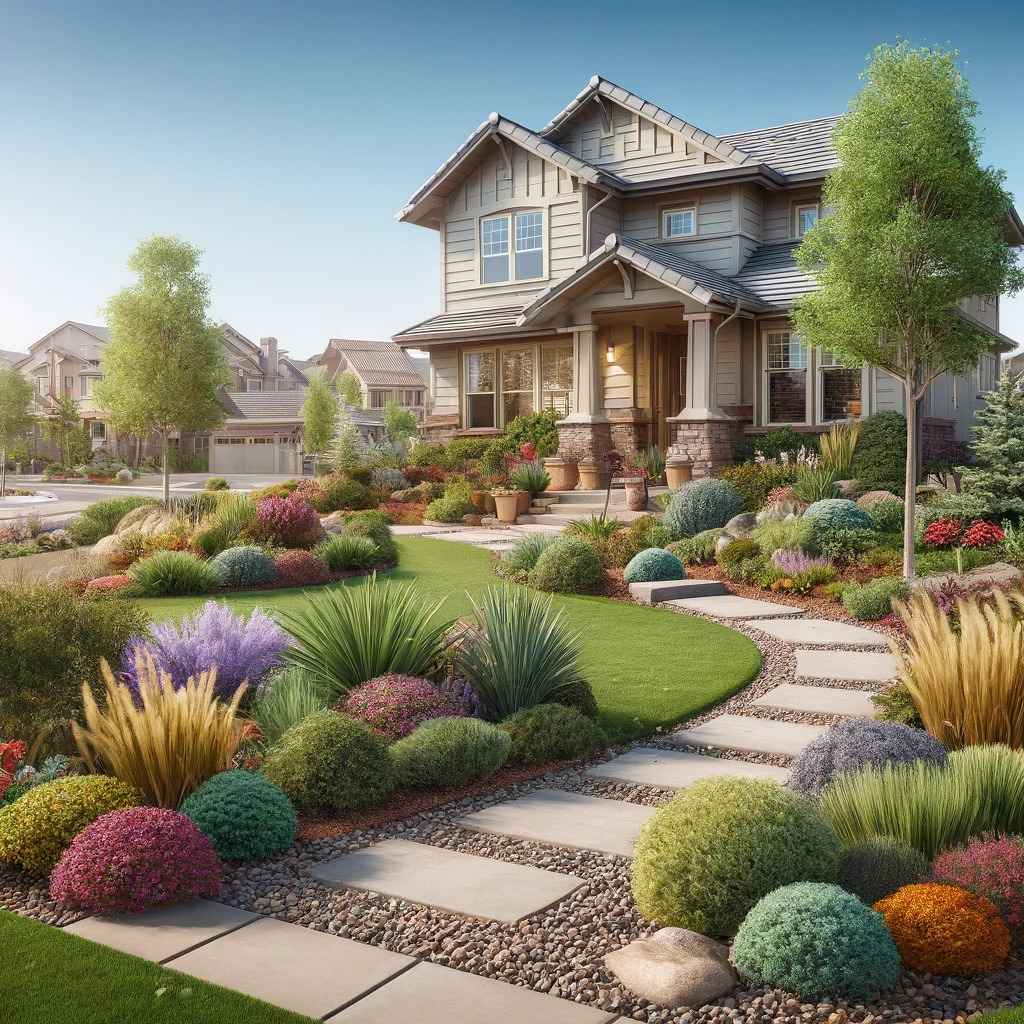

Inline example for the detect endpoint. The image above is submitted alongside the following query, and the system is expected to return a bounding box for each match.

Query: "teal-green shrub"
[129,551,222,596]
[68,496,156,545]
[804,498,873,533]
[342,510,397,563]
[390,718,511,788]
[663,478,744,539]
[841,577,909,620]
[731,882,901,1000]
[315,533,380,571]
[631,776,842,937]
[528,538,604,594]
[851,412,906,492]
[867,498,905,533]
[499,703,607,765]
[838,837,930,905]
[623,547,685,584]
[261,710,396,814]
[209,545,278,588]
[180,770,296,861]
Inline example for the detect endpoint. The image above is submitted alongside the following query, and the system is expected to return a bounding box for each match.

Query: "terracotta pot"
[544,457,579,492]
[666,459,693,489]
[515,489,531,514]
[623,476,648,512]
[493,492,519,523]
[470,489,488,513]
[577,459,608,490]
[484,492,497,514]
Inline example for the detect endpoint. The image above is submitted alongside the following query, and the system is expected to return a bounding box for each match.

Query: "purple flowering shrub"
[49,807,221,912]
[933,835,1024,928]
[251,494,322,548]
[771,549,832,575]
[341,674,465,741]
[122,601,289,699]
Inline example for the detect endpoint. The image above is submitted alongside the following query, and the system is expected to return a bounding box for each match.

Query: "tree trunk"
[161,433,170,506]
[0,445,6,498]
[903,383,918,579]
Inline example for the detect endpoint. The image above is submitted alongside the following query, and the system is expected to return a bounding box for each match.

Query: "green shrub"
[851,412,907,492]
[816,526,878,564]
[734,427,818,464]
[261,710,395,814]
[315,533,380,571]
[443,436,494,466]
[838,837,930,905]
[480,410,560,472]
[528,537,604,594]
[556,676,600,719]
[663,478,745,539]
[192,495,256,557]
[251,668,328,746]
[623,547,685,584]
[500,534,558,575]
[664,539,692,562]
[129,550,222,597]
[631,776,842,937]
[0,775,139,875]
[500,703,607,765]
[204,477,230,491]
[718,463,799,512]
[390,718,511,788]
[209,545,277,588]
[565,514,621,543]
[717,537,760,568]
[310,475,372,514]
[792,465,840,504]
[841,577,909,620]
[916,547,1004,577]
[425,494,471,523]
[342,510,397,563]
[867,498,905,533]
[870,682,923,728]
[684,528,723,564]
[510,460,550,497]
[68,496,156,545]
[750,517,815,555]
[181,770,296,861]
[804,498,873,532]
[732,882,900,1000]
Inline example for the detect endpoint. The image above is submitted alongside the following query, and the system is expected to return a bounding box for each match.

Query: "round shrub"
[528,538,604,594]
[716,537,760,567]
[0,775,139,875]
[261,710,396,814]
[623,547,685,584]
[343,511,398,563]
[499,703,607,766]
[251,493,323,548]
[875,882,1010,975]
[631,776,842,937]
[273,549,330,587]
[341,674,465,741]
[311,476,372,514]
[180,770,296,862]
[49,807,220,912]
[732,882,900,1000]
[789,719,948,796]
[841,576,909,621]
[129,550,222,597]
[866,498,905,533]
[315,533,380,572]
[501,534,558,575]
[83,573,136,595]
[390,718,511,788]
[837,837,930,905]
[663,478,745,539]
[933,835,1024,929]
[209,545,278,588]
[803,498,873,532]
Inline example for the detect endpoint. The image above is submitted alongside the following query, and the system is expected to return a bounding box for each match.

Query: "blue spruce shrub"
[732,882,901,1000]
[663,478,745,539]
[623,547,686,584]
[789,719,948,796]
[209,545,278,588]
[803,498,873,533]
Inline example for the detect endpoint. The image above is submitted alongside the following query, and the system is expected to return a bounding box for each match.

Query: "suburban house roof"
[720,116,843,178]
[323,339,427,388]
[733,241,818,307]
[219,391,385,427]
[394,306,526,343]
[0,349,27,367]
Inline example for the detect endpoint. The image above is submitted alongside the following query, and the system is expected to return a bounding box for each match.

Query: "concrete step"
[629,579,729,604]
[515,509,648,526]
[543,486,670,505]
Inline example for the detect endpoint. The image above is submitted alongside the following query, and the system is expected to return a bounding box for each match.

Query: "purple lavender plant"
[771,549,832,575]
[122,601,289,699]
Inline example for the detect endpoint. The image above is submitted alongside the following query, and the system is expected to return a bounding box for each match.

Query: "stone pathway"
[752,683,875,717]
[794,648,898,682]
[586,747,790,787]
[747,617,889,646]
[666,594,804,619]
[668,714,826,756]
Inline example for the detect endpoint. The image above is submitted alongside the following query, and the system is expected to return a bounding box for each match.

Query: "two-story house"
[394,76,1023,476]
[312,338,428,420]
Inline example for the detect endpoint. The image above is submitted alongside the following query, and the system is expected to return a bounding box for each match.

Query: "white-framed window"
[794,203,819,238]
[245,378,262,393]
[515,212,544,279]
[662,206,696,239]
[977,352,998,393]
[542,344,574,418]
[763,331,809,425]
[36,374,48,397]
[465,351,497,428]
[818,351,863,422]
[464,344,574,429]
[501,348,535,423]
[480,211,544,284]
[90,421,106,441]
[81,375,97,397]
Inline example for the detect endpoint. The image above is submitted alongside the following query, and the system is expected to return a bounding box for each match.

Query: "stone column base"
[556,420,613,462]
[667,418,738,478]
[608,409,649,461]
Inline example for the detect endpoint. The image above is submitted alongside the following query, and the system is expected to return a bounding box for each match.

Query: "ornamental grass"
[892,588,1024,749]
[71,654,247,808]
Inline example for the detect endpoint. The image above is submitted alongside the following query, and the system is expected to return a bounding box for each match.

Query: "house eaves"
[960,310,1019,354]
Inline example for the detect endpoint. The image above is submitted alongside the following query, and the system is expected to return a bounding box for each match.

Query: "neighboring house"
[0,348,27,368]
[312,338,428,420]
[394,75,1023,476]
[1006,348,1024,382]
[220,325,310,392]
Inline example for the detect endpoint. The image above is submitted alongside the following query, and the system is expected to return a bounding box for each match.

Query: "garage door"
[211,437,279,474]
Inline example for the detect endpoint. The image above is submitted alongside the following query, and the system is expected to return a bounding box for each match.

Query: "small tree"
[328,404,363,472]
[384,400,417,443]
[46,395,90,467]
[0,367,34,497]
[336,370,363,408]
[960,371,1024,517]
[794,43,1024,577]
[98,236,230,504]
[301,369,338,471]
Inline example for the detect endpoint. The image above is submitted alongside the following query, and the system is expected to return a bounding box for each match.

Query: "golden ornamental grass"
[818,420,862,477]
[893,589,1024,749]
[72,652,247,807]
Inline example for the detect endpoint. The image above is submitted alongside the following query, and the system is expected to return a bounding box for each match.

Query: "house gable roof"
[733,241,817,307]
[720,116,842,178]
[326,339,427,388]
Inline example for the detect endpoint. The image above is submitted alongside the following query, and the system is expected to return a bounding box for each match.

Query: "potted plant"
[543,456,579,491]
[492,488,520,524]
[578,457,606,490]
[510,459,551,511]
[621,457,649,512]
[634,445,666,486]
[666,456,693,489]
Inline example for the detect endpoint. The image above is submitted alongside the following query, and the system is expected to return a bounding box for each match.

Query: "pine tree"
[328,404,363,472]
[960,372,1024,517]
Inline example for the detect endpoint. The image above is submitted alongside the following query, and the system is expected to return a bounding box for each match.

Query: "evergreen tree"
[328,404,362,472]
[301,369,338,469]
[960,372,1024,517]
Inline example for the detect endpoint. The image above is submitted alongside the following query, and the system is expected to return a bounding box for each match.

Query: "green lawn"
[139,536,760,743]
[0,910,313,1024]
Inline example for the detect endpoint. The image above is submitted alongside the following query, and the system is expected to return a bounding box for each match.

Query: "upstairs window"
[369,390,390,409]
[978,353,998,393]
[662,206,696,239]
[795,203,819,238]
[515,212,544,279]
[481,211,544,284]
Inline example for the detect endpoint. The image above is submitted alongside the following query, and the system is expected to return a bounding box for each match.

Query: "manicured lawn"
[0,910,313,1024]
[139,536,761,742]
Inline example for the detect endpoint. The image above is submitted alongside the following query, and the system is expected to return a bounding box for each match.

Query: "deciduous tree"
[0,367,34,496]
[336,370,363,408]
[301,369,338,470]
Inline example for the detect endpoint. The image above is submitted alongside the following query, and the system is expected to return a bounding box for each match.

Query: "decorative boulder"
[319,511,347,535]
[756,501,801,524]
[604,928,737,1009]
[92,505,178,561]
[722,513,758,540]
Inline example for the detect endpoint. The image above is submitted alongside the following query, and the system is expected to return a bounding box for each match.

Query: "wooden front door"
[653,332,687,451]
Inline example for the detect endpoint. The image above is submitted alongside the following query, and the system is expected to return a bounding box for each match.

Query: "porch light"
[606,340,615,363]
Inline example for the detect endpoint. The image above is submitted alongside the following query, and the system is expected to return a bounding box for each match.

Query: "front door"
[653,332,687,451]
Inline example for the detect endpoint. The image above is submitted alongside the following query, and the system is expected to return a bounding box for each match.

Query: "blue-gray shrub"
[663,479,745,539]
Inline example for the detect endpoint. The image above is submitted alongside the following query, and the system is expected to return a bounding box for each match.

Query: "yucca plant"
[893,589,1024,749]
[251,667,328,746]
[278,574,454,699]
[129,550,222,596]
[633,445,666,482]
[71,654,246,807]
[510,459,551,498]
[818,420,863,478]
[456,585,585,721]
[792,464,839,503]
[565,514,621,543]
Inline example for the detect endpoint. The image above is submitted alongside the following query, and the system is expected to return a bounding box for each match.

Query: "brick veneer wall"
[555,421,613,462]
[667,419,741,478]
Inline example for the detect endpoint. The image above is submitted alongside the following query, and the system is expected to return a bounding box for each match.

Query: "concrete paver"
[667,595,804,619]
[668,714,825,757]
[586,747,790,787]
[794,648,898,682]
[747,618,889,646]
[753,683,876,717]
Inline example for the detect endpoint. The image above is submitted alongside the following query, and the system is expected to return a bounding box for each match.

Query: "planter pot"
[623,476,648,512]
[544,457,579,492]
[493,492,519,523]
[484,492,497,514]
[666,460,693,489]
[515,489,531,515]
[470,489,488,513]
[578,460,608,491]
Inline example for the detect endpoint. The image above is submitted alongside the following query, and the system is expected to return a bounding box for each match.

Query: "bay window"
[464,344,573,429]
[819,352,863,421]
[480,210,544,284]
[764,331,808,424]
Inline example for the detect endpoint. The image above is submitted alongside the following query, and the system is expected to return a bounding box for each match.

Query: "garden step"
[455,789,656,858]
[666,594,805,619]
[542,486,670,505]
[424,530,520,545]
[752,683,876,718]
[309,838,584,923]
[586,747,790,788]
[628,579,728,604]
[794,648,899,683]
[667,714,826,757]
[745,618,889,647]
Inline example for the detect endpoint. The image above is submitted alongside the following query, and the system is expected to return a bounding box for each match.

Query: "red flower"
[520,442,537,461]
[922,517,963,549]
[961,520,1005,550]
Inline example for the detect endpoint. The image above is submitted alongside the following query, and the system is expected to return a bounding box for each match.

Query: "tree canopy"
[336,370,363,408]
[302,369,338,460]
[0,366,34,496]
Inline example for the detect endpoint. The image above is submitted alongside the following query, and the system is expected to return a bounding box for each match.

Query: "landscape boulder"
[856,490,901,510]
[91,505,179,562]
[722,512,758,540]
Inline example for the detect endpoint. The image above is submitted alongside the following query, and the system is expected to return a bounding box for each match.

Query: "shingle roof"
[734,241,818,306]
[0,349,27,367]
[219,391,385,427]
[327,339,426,388]
[720,116,842,177]
[393,306,524,343]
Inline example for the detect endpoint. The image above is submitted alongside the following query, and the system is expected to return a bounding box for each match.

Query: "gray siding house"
[394,76,1023,475]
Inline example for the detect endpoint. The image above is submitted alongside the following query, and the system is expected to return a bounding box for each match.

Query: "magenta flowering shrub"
[49,807,221,912]
[932,835,1024,928]
[122,601,289,699]
[251,494,322,548]
[341,674,465,741]
[771,550,832,575]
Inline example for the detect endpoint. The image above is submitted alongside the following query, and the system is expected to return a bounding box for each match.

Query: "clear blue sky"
[1,0,1022,359]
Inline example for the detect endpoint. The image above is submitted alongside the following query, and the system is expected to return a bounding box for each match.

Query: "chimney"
[260,337,279,389]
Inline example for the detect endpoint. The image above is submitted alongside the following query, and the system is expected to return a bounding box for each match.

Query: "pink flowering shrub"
[932,835,1024,929]
[84,574,136,595]
[49,807,221,913]
[342,674,465,741]
[251,494,322,548]
[274,550,330,586]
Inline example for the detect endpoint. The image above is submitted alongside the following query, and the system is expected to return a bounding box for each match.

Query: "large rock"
[114,504,178,538]
[756,502,801,524]
[722,513,757,540]
[604,928,737,1010]
[835,479,859,497]
[320,511,348,535]
[916,560,1023,594]
[857,490,901,510]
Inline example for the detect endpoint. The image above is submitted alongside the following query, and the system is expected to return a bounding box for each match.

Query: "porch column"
[556,324,611,463]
